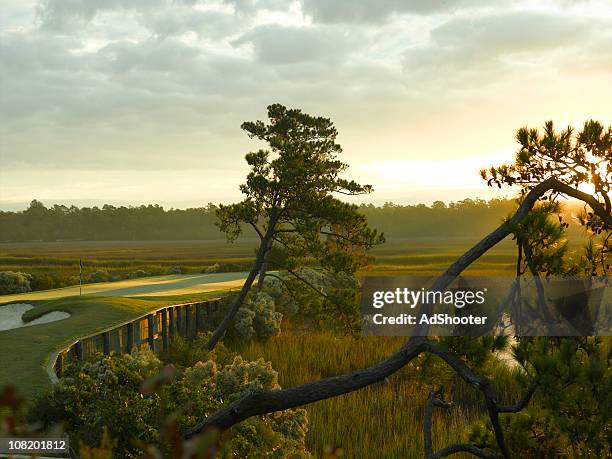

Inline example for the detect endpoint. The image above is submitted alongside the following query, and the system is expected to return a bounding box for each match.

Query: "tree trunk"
[206,233,272,350]
[256,237,273,291]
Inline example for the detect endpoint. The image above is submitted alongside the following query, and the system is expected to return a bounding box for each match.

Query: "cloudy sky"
[1,0,611,210]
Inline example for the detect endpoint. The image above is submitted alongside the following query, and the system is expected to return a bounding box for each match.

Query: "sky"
[1,0,611,211]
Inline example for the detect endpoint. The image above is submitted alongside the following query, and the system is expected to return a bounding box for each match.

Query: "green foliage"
[471,337,611,457]
[0,271,32,294]
[509,201,576,276]
[229,292,283,343]
[0,200,221,242]
[31,344,310,458]
[0,198,524,243]
[201,263,221,273]
[127,269,151,279]
[438,336,510,371]
[87,269,112,283]
[264,269,362,333]
[482,119,611,275]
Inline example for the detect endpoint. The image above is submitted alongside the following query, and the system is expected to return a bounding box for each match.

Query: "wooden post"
[58,352,65,377]
[169,307,175,339]
[147,314,155,349]
[127,323,135,352]
[161,310,169,352]
[205,301,210,317]
[196,302,203,332]
[177,307,183,336]
[185,304,192,339]
[102,331,110,355]
[75,341,83,361]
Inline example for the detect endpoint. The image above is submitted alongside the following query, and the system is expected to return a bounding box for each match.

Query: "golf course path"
[0,272,248,303]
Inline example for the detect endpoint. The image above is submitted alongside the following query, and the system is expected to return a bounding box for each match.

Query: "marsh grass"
[0,237,520,293]
[238,324,523,458]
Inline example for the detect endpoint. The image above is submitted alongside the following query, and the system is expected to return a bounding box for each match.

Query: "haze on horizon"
[1,0,611,211]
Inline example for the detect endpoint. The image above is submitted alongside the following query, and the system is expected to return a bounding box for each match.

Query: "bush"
[87,270,111,283]
[251,292,282,340]
[201,263,220,274]
[0,271,32,294]
[30,344,309,458]
[229,293,282,343]
[215,262,252,273]
[127,269,150,279]
[31,274,60,291]
[233,307,257,342]
[263,269,361,332]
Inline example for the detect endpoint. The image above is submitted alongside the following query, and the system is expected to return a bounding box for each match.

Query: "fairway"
[0,272,248,303]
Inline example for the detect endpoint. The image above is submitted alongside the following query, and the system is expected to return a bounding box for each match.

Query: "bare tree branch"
[423,341,539,459]
[521,241,558,335]
[431,444,500,459]
[248,221,264,240]
[424,387,500,459]
[184,337,428,437]
[264,260,330,300]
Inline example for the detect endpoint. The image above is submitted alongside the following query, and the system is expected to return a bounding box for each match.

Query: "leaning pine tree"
[207,104,384,349]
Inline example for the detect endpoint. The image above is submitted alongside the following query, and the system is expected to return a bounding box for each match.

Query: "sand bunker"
[0,303,70,331]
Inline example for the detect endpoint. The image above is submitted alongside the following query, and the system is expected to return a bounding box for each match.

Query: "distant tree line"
[0,198,520,242]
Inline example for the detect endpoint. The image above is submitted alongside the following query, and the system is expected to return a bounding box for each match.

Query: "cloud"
[403,10,606,86]
[233,24,356,64]
[36,0,164,31]
[300,0,490,24]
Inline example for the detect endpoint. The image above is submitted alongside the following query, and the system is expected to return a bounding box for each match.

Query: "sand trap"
[0,303,70,331]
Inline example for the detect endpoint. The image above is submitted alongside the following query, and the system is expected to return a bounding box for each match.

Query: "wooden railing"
[46,298,222,383]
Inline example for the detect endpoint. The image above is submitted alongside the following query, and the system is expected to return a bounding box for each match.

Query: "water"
[0,303,70,331]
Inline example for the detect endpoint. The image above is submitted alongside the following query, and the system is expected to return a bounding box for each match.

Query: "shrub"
[87,270,111,283]
[215,262,252,273]
[251,292,282,340]
[233,307,257,342]
[0,271,32,294]
[127,269,150,279]
[228,293,282,343]
[31,274,59,291]
[262,269,361,332]
[30,344,309,458]
[201,263,220,274]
